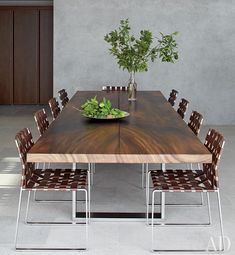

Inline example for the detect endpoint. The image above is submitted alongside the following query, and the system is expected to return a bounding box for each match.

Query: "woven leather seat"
[25,168,87,190]
[151,169,213,192]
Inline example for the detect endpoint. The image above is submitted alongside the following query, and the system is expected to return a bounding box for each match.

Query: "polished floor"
[0,106,234,254]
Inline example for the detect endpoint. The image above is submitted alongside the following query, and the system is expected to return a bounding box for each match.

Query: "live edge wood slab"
[27,91,212,164]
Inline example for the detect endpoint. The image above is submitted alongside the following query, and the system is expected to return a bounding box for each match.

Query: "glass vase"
[128,71,137,101]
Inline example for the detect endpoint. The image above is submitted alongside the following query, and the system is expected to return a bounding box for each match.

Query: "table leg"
[75,162,161,221]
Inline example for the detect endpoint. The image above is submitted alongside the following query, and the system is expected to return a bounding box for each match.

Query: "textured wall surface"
[54,0,235,124]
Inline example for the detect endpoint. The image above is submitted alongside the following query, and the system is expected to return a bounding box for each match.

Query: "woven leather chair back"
[58,89,69,107]
[15,128,34,188]
[102,86,128,91]
[168,89,178,106]
[203,129,225,189]
[177,98,189,119]
[188,111,203,136]
[34,109,49,136]
[49,98,61,120]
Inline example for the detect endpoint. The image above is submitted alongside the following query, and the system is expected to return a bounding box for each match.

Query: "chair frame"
[149,189,224,253]
[143,112,204,207]
[14,128,90,251]
[146,129,225,253]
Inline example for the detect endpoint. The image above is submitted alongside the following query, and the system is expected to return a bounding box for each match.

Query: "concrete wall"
[54,0,235,124]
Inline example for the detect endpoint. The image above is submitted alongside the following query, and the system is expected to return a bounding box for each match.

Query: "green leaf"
[78,96,127,118]
[104,19,179,73]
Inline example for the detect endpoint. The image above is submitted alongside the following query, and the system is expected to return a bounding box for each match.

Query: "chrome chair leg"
[88,169,91,221]
[85,190,88,225]
[207,193,212,225]
[151,190,155,227]
[160,164,166,220]
[161,192,165,220]
[88,163,94,186]
[15,188,88,250]
[72,190,76,223]
[217,190,225,251]
[150,191,211,226]
[25,191,31,223]
[145,163,149,205]
[201,192,204,205]
[34,162,48,202]
[146,169,150,225]
[14,188,23,250]
[141,163,145,189]
[150,190,225,252]
[26,190,88,225]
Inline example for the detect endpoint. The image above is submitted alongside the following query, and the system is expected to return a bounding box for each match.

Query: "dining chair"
[188,110,204,168]
[14,128,90,251]
[102,85,128,91]
[146,121,209,212]
[34,108,49,136]
[33,109,50,201]
[48,97,61,120]
[168,89,178,106]
[188,109,203,153]
[34,108,83,202]
[188,110,203,136]
[58,89,69,108]
[187,110,204,203]
[177,98,189,119]
[146,129,225,253]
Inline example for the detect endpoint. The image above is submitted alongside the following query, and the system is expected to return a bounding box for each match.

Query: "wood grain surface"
[28,91,211,163]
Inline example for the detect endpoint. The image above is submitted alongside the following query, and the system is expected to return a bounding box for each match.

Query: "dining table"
[27,90,212,219]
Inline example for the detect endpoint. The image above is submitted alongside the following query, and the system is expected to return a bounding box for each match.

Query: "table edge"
[27,153,212,164]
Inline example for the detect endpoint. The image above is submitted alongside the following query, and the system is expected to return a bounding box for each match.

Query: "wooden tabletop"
[27,91,212,164]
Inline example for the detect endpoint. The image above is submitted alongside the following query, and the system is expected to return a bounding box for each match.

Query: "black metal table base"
[76,212,161,219]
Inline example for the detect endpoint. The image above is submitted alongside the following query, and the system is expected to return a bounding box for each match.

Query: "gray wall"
[54,0,235,125]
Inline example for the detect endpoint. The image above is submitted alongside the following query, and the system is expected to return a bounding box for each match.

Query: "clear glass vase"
[128,71,137,101]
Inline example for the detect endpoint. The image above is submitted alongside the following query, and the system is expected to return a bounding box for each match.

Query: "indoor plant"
[73,96,129,119]
[104,19,179,100]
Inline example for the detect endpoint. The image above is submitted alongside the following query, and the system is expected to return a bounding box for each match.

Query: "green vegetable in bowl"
[74,96,127,119]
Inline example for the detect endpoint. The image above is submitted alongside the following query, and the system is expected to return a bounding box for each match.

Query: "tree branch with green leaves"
[104,19,179,73]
